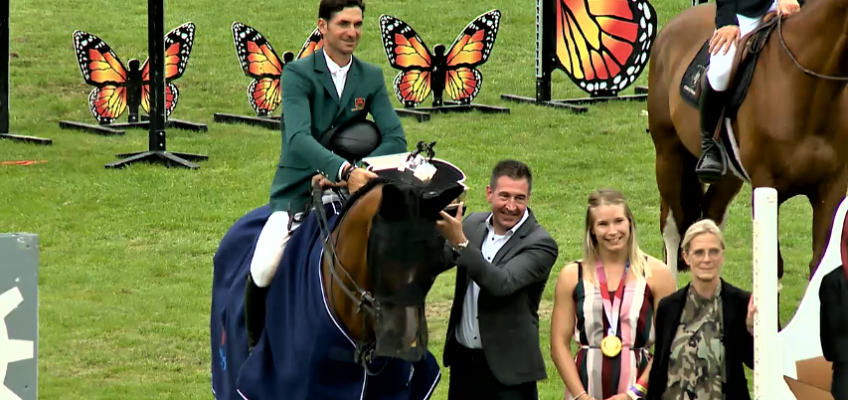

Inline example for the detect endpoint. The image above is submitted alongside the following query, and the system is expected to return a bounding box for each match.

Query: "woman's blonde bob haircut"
[681,219,726,254]
[581,189,650,286]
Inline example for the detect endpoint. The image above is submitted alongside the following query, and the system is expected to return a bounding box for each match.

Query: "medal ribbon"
[596,260,629,338]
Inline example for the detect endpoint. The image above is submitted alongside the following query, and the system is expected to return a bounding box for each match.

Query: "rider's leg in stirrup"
[243,190,342,349]
[696,38,734,183]
[244,210,301,349]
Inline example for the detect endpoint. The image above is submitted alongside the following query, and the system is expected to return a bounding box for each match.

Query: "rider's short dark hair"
[318,0,365,22]
[489,159,532,194]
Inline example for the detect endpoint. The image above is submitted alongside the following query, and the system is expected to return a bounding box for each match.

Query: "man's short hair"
[318,0,365,21]
[489,159,532,194]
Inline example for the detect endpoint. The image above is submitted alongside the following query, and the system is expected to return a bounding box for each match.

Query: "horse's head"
[322,151,467,365]
[364,178,465,362]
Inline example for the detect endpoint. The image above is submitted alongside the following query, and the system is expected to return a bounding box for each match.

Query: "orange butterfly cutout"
[231,22,323,117]
[379,10,501,107]
[72,22,195,124]
[554,0,657,96]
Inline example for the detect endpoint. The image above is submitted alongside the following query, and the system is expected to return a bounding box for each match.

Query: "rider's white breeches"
[707,0,778,92]
[249,190,343,288]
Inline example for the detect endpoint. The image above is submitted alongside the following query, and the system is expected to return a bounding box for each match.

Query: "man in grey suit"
[435,159,559,400]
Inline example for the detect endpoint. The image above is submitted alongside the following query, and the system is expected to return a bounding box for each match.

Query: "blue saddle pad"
[210,202,441,400]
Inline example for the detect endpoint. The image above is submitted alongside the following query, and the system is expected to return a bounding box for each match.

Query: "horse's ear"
[379,183,409,220]
[421,184,466,218]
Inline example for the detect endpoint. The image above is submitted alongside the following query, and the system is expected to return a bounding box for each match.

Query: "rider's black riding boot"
[695,74,728,184]
[244,273,268,351]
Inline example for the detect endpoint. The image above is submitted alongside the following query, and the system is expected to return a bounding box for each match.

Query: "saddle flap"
[679,12,782,116]
[730,12,780,84]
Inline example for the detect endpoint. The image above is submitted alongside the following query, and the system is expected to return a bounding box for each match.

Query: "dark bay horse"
[210,156,467,400]
[647,0,848,290]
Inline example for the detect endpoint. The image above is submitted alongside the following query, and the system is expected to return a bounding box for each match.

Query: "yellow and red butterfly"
[72,22,195,124]
[231,22,323,117]
[554,0,657,96]
[379,10,501,107]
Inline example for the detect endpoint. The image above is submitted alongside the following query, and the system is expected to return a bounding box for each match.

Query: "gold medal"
[600,335,622,358]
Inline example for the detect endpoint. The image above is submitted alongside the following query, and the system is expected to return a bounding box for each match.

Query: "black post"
[148,0,165,149]
[0,0,51,145]
[499,0,587,113]
[105,0,207,169]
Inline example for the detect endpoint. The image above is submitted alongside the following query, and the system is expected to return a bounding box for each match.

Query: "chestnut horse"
[647,1,848,289]
[210,157,467,400]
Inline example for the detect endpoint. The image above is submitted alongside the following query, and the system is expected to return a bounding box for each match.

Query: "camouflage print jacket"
[646,278,754,400]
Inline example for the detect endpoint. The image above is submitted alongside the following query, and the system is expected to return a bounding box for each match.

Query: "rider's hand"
[347,167,377,193]
[312,174,344,191]
[778,0,800,16]
[709,25,740,55]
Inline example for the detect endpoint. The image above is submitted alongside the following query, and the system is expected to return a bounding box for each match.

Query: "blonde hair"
[581,189,651,286]
[681,219,726,253]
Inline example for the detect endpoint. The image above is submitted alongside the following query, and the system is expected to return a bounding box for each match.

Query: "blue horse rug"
[211,201,441,400]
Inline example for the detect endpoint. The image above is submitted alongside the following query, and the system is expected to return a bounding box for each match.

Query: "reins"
[777,14,848,81]
[310,179,388,376]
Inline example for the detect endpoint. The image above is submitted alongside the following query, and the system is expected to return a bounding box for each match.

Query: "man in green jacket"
[244,0,408,340]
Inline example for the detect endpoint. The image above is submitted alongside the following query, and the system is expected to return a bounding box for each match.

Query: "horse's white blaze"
[663,212,681,288]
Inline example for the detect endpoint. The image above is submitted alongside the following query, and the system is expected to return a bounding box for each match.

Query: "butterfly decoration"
[231,22,323,117]
[379,9,501,108]
[554,0,657,96]
[72,22,196,124]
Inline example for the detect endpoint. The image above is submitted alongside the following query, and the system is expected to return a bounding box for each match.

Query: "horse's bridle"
[310,179,388,376]
[777,15,848,81]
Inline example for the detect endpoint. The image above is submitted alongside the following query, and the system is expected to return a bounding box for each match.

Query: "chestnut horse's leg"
[659,202,681,286]
[655,137,705,288]
[702,178,744,231]
[808,174,848,280]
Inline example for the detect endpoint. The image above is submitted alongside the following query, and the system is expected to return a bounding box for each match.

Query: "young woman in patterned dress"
[551,189,677,400]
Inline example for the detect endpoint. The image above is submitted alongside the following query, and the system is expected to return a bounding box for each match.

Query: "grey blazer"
[441,209,559,386]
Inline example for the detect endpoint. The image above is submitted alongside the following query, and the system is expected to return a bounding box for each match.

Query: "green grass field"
[0,0,829,398]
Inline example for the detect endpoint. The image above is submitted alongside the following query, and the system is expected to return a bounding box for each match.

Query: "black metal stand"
[502,85,648,109]
[394,100,508,121]
[61,113,208,136]
[213,112,280,130]
[61,114,208,136]
[393,108,430,123]
[105,0,206,169]
[1,1,51,145]
[213,107,433,128]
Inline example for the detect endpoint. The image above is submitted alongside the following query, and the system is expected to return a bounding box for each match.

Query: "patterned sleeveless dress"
[567,261,655,400]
